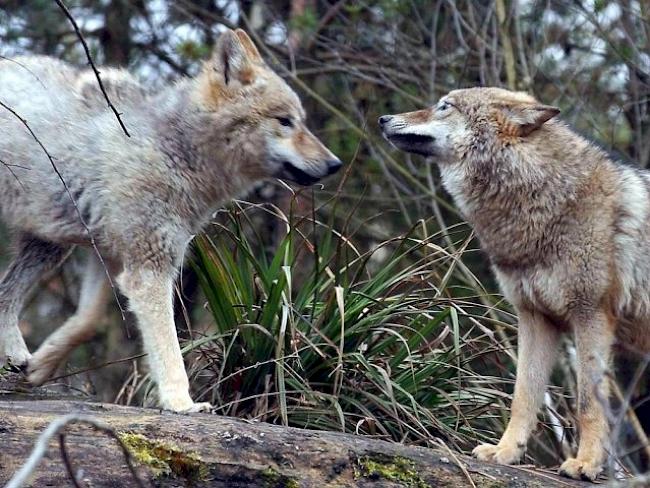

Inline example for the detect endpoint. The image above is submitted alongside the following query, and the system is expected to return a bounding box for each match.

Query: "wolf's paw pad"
[559,457,602,481]
[472,443,523,465]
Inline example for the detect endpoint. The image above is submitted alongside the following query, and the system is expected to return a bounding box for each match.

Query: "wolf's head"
[378,87,560,163]
[193,29,341,185]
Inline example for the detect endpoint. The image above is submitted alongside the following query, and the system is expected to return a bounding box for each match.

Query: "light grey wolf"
[379,87,650,481]
[0,28,341,412]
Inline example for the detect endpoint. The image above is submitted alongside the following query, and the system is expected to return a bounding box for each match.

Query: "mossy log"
[0,397,591,487]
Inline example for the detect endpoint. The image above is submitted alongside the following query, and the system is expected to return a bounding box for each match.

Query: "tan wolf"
[0,29,341,412]
[379,87,650,481]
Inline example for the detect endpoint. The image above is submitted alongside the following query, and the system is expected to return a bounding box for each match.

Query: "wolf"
[0,28,341,412]
[379,87,650,481]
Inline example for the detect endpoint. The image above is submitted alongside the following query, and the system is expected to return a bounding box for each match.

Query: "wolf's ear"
[499,104,560,137]
[234,29,263,63]
[210,29,260,86]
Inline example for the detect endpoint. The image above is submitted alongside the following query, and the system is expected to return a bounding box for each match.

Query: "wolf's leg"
[473,309,560,464]
[559,310,613,481]
[116,265,210,413]
[0,235,69,368]
[27,254,112,385]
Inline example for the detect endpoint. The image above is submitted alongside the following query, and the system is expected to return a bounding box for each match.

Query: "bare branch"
[53,0,131,137]
[5,414,148,488]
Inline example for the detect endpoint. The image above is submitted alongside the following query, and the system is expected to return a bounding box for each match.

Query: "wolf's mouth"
[280,161,321,186]
[387,133,434,145]
[385,132,436,156]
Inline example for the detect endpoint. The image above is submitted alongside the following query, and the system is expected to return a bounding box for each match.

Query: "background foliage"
[1,0,650,478]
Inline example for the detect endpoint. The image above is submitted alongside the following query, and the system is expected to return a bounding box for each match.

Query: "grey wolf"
[0,28,341,412]
[379,87,649,481]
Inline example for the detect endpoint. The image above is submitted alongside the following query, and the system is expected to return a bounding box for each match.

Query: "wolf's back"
[74,67,149,110]
[0,56,110,237]
[0,55,95,171]
[0,56,82,122]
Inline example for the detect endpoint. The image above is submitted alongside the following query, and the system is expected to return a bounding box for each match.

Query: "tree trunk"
[0,396,590,486]
[101,0,133,65]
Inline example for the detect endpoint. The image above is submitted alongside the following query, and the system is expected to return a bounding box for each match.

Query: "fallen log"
[0,396,593,488]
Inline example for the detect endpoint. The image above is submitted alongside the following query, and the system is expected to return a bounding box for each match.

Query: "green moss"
[118,432,207,480]
[354,455,429,488]
[261,466,300,488]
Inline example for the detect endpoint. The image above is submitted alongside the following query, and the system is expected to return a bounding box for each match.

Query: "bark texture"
[0,380,589,487]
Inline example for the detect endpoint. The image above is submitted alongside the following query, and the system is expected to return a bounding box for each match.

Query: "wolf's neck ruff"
[151,83,262,229]
[440,123,606,271]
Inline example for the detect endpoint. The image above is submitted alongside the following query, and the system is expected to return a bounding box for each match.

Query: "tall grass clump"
[177,189,512,451]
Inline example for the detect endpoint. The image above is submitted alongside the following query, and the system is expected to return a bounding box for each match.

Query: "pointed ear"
[210,29,257,85]
[499,104,560,136]
[234,29,263,63]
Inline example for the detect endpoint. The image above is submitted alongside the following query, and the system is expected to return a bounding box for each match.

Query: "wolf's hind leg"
[473,309,560,464]
[0,235,69,369]
[558,309,613,482]
[27,254,112,385]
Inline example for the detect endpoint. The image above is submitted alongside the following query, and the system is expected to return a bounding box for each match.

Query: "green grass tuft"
[178,196,511,451]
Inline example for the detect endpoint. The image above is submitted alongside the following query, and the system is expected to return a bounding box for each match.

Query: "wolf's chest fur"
[441,151,650,340]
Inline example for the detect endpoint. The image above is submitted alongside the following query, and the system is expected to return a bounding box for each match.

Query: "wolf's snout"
[326,158,342,175]
[378,115,393,126]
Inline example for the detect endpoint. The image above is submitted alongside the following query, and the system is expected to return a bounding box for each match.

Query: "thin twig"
[0,55,46,88]
[433,438,477,488]
[59,433,83,488]
[53,0,130,137]
[48,353,147,383]
[0,157,27,191]
[0,100,126,319]
[5,414,148,488]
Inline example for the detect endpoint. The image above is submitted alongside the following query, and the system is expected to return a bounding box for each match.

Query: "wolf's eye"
[276,116,293,128]
[437,101,450,112]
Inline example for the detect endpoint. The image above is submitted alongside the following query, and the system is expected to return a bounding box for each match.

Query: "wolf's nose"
[378,115,393,126]
[326,158,343,175]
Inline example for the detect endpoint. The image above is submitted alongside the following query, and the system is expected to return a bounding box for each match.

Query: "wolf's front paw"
[159,391,213,413]
[26,344,64,385]
[559,457,602,481]
[472,442,524,465]
[181,402,213,414]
